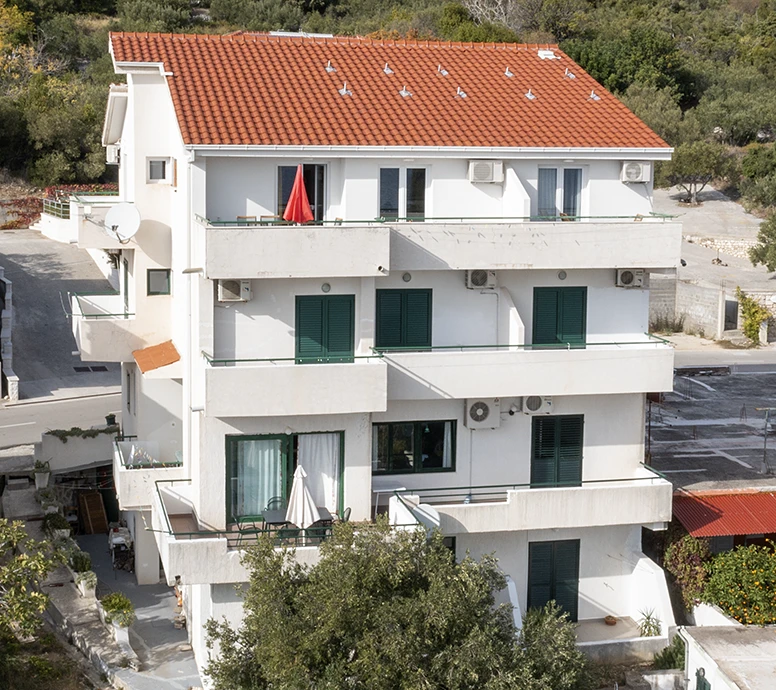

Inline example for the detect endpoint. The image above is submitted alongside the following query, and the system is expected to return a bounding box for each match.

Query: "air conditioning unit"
[465,398,501,429]
[106,144,120,165]
[465,270,498,289]
[616,268,645,288]
[468,160,504,183]
[620,161,651,183]
[523,395,553,415]
[217,279,252,302]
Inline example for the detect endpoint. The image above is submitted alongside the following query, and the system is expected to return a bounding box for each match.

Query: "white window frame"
[378,166,429,220]
[146,157,172,184]
[537,165,587,219]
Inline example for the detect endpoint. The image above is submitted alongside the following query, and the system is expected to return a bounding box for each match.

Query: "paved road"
[674,348,776,370]
[0,393,120,449]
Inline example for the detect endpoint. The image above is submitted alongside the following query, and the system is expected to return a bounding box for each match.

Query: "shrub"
[654,634,685,670]
[100,592,135,627]
[736,287,770,343]
[75,571,97,589]
[664,535,711,610]
[33,459,50,472]
[704,542,776,625]
[637,608,662,637]
[41,512,70,535]
[70,550,91,573]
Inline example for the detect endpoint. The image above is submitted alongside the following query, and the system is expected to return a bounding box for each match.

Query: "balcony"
[395,465,672,535]
[203,353,388,417]
[381,336,674,400]
[71,293,167,362]
[151,479,324,585]
[199,215,390,279]
[38,194,123,248]
[113,441,186,511]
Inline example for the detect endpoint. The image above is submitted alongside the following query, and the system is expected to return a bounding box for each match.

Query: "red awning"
[673,491,776,537]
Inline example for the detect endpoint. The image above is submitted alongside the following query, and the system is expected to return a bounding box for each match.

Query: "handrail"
[42,198,70,219]
[201,350,385,366]
[114,440,183,470]
[195,212,678,227]
[72,293,134,319]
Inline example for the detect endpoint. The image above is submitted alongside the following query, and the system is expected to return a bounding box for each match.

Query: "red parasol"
[283,164,314,224]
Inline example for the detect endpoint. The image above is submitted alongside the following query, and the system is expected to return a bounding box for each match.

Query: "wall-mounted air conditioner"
[217,279,252,302]
[615,269,645,288]
[106,144,120,165]
[465,399,501,429]
[468,160,504,183]
[523,396,553,415]
[465,270,498,289]
[620,161,651,183]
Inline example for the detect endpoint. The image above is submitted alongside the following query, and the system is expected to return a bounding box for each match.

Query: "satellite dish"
[103,203,140,243]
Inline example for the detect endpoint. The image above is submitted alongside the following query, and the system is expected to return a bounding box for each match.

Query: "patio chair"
[265,496,285,510]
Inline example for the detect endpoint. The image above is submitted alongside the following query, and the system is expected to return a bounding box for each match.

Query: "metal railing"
[42,198,70,219]
[115,441,183,470]
[389,465,669,505]
[196,212,677,228]
[201,351,385,366]
[72,293,134,320]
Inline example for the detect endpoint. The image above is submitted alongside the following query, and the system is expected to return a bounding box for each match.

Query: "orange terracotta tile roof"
[109,32,668,150]
[133,340,180,373]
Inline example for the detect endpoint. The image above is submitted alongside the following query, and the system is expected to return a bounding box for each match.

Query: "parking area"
[649,370,776,491]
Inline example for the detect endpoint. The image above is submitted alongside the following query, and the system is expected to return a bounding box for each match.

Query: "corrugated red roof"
[109,32,668,150]
[673,491,776,537]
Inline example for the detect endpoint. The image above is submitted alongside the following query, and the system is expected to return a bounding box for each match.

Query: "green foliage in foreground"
[205,520,589,690]
[653,634,685,671]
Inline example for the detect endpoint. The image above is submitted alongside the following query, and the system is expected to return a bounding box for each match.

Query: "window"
[147,158,169,183]
[295,295,355,363]
[372,420,455,474]
[531,415,584,488]
[532,287,587,347]
[537,167,583,219]
[278,164,326,221]
[375,289,432,350]
[378,167,426,220]
[226,432,343,522]
[147,269,171,295]
[527,539,580,621]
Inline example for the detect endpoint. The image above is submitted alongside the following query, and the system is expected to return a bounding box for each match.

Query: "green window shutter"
[376,290,403,348]
[325,295,355,362]
[404,290,432,348]
[558,287,587,344]
[296,297,325,362]
[552,540,580,622]
[531,417,558,487]
[533,288,560,345]
[557,416,583,487]
[527,541,554,611]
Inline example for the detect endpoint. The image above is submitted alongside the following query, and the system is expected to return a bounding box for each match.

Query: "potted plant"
[42,512,71,540]
[33,459,51,490]
[70,550,92,574]
[105,413,117,426]
[99,592,135,628]
[75,570,97,598]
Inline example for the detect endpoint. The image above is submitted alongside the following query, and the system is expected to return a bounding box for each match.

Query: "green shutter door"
[531,417,558,487]
[325,295,355,362]
[553,540,580,622]
[559,287,587,345]
[296,297,325,362]
[533,288,559,346]
[404,290,431,348]
[527,540,580,622]
[376,290,403,348]
[527,541,554,611]
[557,416,584,487]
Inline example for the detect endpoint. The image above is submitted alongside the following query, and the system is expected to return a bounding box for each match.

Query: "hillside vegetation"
[2,0,776,220]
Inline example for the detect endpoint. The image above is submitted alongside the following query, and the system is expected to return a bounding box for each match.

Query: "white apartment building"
[40,32,681,673]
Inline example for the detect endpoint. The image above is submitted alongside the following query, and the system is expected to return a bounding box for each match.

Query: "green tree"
[663,534,711,610]
[0,520,59,638]
[656,140,738,203]
[749,216,776,272]
[205,521,588,690]
[621,83,686,145]
[210,0,303,32]
[117,0,191,32]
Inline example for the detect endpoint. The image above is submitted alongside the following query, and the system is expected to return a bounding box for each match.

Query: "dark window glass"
[562,168,582,218]
[537,168,557,218]
[380,168,400,219]
[406,168,426,219]
[149,159,166,181]
[372,421,455,474]
[278,165,326,221]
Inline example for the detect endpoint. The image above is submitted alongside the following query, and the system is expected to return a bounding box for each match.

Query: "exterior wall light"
[558,270,567,280]
[321,283,331,293]
[402,273,412,283]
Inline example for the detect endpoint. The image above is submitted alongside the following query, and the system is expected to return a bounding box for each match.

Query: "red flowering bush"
[664,535,711,610]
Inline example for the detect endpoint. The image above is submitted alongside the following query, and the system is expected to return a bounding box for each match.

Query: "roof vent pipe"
[438,64,449,76]
[456,86,467,98]
[588,90,601,101]
[565,67,575,79]
[399,85,412,97]
[384,63,394,75]
[504,67,514,78]
[338,82,352,96]
[325,60,336,73]
[525,88,536,100]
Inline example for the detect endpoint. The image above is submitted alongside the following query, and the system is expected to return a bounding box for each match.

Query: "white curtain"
[443,422,453,469]
[298,433,340,513]
[232,438,282,518]
[538,168,558,218]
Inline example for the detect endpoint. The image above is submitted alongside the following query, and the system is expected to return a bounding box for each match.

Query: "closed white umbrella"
[285,465,321,530]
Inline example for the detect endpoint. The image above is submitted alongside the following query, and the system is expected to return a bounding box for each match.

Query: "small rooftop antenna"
[456,86,467,98]
[564,67,575,79]
[399,85,412,98]
[588,90,601,101]
[438,64,449,76]
[383,63,393,75]
[325,60,336,73]
[504,67,514,78]
[525,88,536,100]
[338,81,352,96]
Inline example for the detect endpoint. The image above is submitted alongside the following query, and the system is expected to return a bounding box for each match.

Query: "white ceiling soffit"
[102,84,129,146]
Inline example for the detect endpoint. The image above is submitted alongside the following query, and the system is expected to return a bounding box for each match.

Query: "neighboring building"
[39,32,681,673]
[680,626,776,690]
